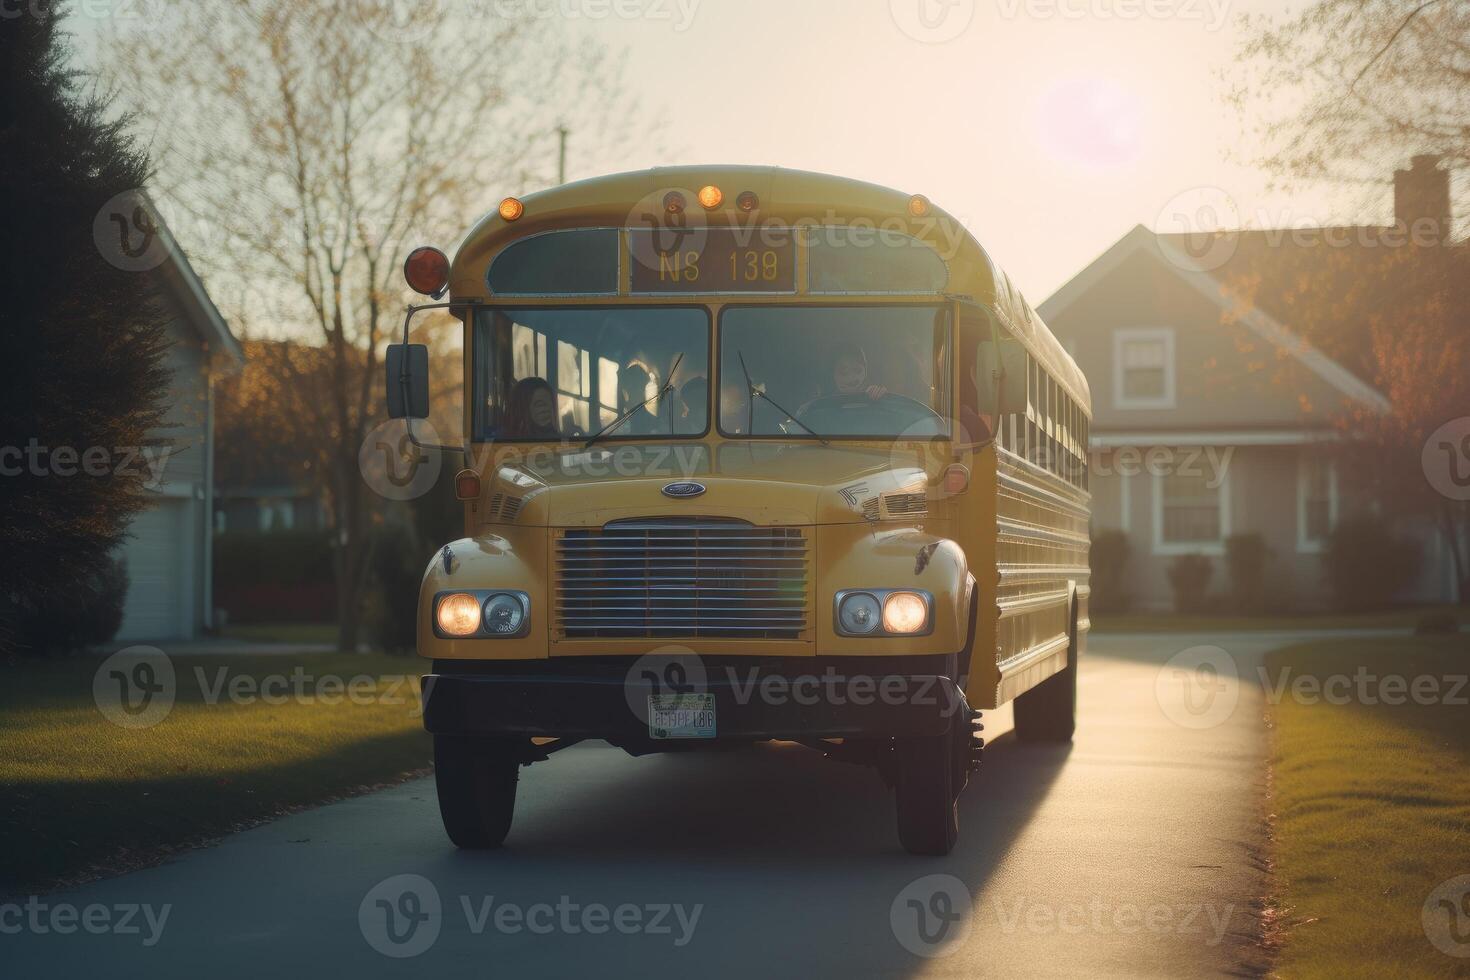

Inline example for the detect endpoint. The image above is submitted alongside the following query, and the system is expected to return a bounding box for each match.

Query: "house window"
[1153,468,1229,554]
[1297,456,1338,552]
[1114,328,1176,409]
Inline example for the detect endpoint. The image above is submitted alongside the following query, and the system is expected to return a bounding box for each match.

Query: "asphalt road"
[5,632,1285,979]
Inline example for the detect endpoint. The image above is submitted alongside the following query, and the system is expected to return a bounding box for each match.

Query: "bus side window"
[1083,415,1090,490]
[958,309,997,446]
[1027,357,1039,466]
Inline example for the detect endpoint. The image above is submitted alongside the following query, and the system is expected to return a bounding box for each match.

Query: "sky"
[64,0,1425,303]
[542,0,1384,299]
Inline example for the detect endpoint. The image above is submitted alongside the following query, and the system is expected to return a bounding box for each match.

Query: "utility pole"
[557,125,569,185]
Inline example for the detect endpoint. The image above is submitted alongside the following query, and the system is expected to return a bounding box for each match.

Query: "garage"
[116,496,195,642]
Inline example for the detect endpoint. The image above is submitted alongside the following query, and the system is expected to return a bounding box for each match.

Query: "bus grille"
[555,521,809,639]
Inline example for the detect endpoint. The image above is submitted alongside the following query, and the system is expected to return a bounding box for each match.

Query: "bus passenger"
[503,377,560,440]
[831,343,888,401]
[676,377,707,434]
[619,363,663,435]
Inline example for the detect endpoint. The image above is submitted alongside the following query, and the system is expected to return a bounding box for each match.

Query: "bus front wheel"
[434,735,520,849]
[893,723,960,856]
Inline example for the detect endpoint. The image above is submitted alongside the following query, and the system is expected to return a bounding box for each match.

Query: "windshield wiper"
[737,350,829,446]
[584,352,684,449]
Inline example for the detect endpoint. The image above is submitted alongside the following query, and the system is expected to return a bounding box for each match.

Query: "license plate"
[647,693,716,739]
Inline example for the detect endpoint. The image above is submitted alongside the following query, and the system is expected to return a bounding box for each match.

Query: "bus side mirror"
[386,343,430,419]
[995,337,1027,416]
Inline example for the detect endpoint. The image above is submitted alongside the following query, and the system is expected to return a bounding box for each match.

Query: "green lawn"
[219,621,340,645]
[1092,605,1468,634]
[1265,635,1470,977]
[0,651,430,894]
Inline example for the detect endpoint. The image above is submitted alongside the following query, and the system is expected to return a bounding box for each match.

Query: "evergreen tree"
[0,5,170,654]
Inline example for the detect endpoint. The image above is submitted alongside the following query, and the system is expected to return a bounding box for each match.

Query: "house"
[1040,156,1461,611]
[113,204,244,641]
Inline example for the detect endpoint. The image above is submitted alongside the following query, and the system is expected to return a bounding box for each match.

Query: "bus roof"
[450,165,1090,412]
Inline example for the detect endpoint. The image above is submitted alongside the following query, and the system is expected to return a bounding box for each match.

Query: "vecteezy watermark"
[1423,875,1470,958]
[1091,445,1233,488]
[359,417,444,501]
[192,666,425,716]
[621,649,970,736]
[1158,656,1469,730]
[356,0,701,43]
[1155,645,1239,730]
[889,0,975,43]
[358,874,703,958]
[93,649,430,729]
[1257,666,1467,709]
[994,0,1231,30]
[0,897,171,948]
[1154,187,1243,271]
[93,646,177,729]
[93,188,170,273]
[360,874,443,958]
[985,895,1235,945]
[527,443,711,482]
[0,440,172,487]
[623,189,972,278]
[1423,417,1470,502]
[891,874,973,958]
[622,646,710,731]
[1155,186,1456,273]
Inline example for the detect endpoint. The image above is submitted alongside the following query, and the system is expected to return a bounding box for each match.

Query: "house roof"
[1038,224,1391,414]
[147,193,245,372]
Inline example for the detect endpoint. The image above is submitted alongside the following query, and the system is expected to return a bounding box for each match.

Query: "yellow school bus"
[388,166,1091,855]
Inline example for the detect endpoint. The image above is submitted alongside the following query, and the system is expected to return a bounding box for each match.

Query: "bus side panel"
[988,449,1090,707]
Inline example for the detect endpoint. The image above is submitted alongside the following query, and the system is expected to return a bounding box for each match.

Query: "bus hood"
[480,442,948,527]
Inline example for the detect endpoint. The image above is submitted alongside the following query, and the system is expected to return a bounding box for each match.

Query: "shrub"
[365,523,428,655]
[10,555,129,656]
[213,530,336,623]
[1321,516,1420,611]
[1167,554,1214,613]
[1089,530,1132,613]
[1414,610,1459,635]
[1225,534,1272,614]
[0,10,169,655]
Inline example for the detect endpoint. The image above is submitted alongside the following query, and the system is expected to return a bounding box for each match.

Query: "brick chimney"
[1393,154,1451,244]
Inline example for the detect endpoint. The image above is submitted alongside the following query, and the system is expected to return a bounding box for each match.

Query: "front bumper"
[422,655,967,741]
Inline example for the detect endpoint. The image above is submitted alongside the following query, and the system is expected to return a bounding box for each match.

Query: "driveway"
[4,631,1284,978]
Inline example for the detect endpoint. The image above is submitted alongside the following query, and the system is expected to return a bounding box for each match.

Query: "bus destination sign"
[628,228,797,294]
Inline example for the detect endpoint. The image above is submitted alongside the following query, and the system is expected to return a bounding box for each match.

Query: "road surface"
[5,632,1285,978]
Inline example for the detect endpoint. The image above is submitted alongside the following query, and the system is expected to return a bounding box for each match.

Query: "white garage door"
[117,498,194,641]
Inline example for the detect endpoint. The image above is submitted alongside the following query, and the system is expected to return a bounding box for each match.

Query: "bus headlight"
[882,592,929,634]
[834,590,933,637]
[436,593,482,637]
[433,590,532,638]
[837,592,881,634]
[483,593,527,635]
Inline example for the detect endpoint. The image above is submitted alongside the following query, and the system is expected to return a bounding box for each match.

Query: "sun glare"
[1035,75,1148,171]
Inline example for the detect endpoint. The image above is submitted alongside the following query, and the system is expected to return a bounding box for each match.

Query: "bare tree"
[98,0,638,650]
[1228,0,1469,189]
[1226,1,1470,602]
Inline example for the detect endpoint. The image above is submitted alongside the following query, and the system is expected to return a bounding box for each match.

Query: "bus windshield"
[474,307,710,441]
[719,305,951,439]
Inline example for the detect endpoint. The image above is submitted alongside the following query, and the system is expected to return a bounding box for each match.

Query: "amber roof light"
[499,197,524,221]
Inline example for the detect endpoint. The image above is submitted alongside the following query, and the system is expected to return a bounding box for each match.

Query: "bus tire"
[1013,621,1078,743]
[893,724,960,856]
[434,735,519,849]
